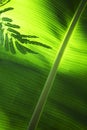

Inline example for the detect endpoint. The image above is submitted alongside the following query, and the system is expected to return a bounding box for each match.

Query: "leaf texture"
[0,1,87,130]
[27,1,87,130]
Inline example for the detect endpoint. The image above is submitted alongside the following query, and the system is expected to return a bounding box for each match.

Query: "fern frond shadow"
[2,17,13,22]
[0,7,14,14]
[0,7,52,54]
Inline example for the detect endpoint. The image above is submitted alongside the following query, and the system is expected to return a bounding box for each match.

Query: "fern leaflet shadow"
[0,0,11,7]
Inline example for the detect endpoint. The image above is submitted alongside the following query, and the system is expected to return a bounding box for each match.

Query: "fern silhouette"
[0,7,52,54]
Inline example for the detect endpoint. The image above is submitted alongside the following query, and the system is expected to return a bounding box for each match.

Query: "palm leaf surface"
[0,0,87,130]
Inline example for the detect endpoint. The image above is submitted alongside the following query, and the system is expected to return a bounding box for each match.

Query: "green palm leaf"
[0,1,87,130]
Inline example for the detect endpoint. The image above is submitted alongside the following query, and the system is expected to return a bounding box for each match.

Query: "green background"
[0,0,87,130]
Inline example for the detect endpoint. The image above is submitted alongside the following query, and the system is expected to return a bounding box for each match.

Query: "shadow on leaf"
[0,7,14,14]
[0,7,52,54]
[0,0,11,7]
[2,17,13,22]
